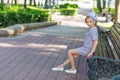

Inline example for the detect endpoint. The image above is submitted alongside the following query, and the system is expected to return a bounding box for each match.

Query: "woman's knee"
[68,49,73,55]
[68,49,77,55]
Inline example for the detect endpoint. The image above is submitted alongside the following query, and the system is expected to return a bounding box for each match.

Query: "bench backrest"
[95,23,120,60]
[109,23,120,59]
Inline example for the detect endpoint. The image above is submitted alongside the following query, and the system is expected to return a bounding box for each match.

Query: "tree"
[38,0,40,6]
[11,0,18,5]
[15,0,18,4]
[97,0,102,12]
[108,0,112,12]
[115,0,120,22]
[29,0,32,5]
[34,0,36,6]
[45,0,48,8]
[7,0,10,3]
[102,0,106,9]
[1,0,4,4]
[24,0,27,9]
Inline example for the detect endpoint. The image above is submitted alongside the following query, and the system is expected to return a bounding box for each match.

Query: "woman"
[52,11,98,74]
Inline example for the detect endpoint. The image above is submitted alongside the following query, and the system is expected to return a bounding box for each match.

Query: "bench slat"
[105,39,115,59]
[97,34,104,56]
[107,36,119,60]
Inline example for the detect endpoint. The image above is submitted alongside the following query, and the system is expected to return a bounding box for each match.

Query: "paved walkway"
[0,3,92,80]
[0,15,89,80]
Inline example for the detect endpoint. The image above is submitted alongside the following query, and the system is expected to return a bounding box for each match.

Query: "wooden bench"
[87,22,120,80]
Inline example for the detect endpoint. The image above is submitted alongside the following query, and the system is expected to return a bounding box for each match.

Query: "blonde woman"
[52,11,98,74]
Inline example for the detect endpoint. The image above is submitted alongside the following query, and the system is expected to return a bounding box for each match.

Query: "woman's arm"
[86,40,98,59]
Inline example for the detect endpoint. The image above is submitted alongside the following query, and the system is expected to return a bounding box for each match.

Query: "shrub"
[60,8,78,16]
[0,4,10,11]
[0,7,50,27]
[0,12,7,27]
[18,12,32,23]
[6,11,18,26]
[56,3,78,9]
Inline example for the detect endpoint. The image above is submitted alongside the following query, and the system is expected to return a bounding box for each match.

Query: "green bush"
[18,12,32,23]
[6,11,18,26]
[56,3,78,16]
[0,12,7,27]
[0,5,50,27]
[60,8,77,16]
[0,11,18,27]
[0,4,10,11]
[27,9,49,22]
[56,3,78,9]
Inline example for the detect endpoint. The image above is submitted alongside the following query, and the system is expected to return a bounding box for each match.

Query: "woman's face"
[85,17,95,28]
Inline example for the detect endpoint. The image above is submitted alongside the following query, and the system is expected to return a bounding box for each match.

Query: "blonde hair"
[85,16,97,26]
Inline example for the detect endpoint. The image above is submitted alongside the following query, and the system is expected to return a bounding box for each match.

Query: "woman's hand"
[86,53,93,60]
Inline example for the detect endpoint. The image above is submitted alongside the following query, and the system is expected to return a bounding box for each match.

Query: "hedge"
[0,9,49,28]
[60,8,78,16]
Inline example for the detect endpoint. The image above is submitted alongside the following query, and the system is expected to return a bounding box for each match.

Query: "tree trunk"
[38,0,40,6]
[15,0,17,4]
[1,0,4,4]
[115,0,120,22]
[108,0,112,12]
[102,0,106,9]
[45,0,48,8]
[24,0,27,9]
[29,0,32,5]
[7,0,9,3]
[97,0,102,12]
[34,0,36,6]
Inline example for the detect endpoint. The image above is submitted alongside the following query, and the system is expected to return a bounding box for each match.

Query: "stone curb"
[0,22,58,37]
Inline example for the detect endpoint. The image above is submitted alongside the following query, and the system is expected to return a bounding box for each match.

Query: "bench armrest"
[112,75,120,80]
[88,56,120,80]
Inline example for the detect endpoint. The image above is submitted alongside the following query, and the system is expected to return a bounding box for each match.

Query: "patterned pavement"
[0,11,90,80]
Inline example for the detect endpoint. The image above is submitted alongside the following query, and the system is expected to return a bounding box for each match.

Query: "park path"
[0,15,89,80]
[0,1,93,80]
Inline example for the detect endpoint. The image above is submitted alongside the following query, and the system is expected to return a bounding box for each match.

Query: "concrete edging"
[0,22,58,37]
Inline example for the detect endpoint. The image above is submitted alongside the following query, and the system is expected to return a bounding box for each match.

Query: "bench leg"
[88,69,97,80]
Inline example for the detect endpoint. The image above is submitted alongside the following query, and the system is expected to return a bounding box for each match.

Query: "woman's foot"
[52,67,64,71]
[65,69,77,74]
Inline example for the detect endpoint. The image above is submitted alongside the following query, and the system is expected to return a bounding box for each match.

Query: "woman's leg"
[68,49,80,70]
[57,49,80,68]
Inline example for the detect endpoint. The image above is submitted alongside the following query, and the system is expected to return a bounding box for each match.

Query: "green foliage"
[9,4,24,11]
[94,7,115,16]
[0,12,7,27]
[56,3,78,9]
[5,11,18,26]
[56,3,78,16]
[97,0,102,12]
[0,4,10,11]
[0,5,50,28]
[93,8,100,15]
[18,12,32,23]
[60,8,77,16]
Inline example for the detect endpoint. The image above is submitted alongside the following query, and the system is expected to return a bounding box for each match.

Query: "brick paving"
[0,9,90,80]
[0,34,88,80]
